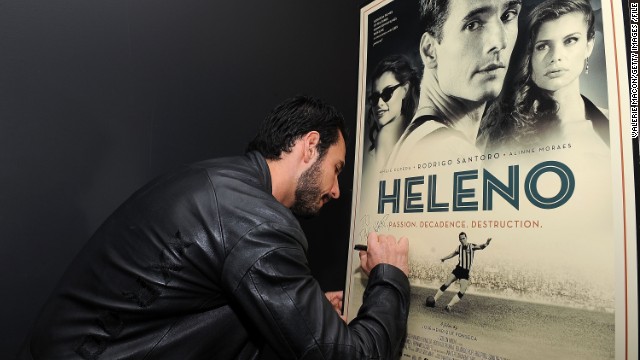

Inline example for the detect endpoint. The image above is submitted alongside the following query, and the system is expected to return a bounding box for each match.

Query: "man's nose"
[330,178,340,199]
[487,20,508,54]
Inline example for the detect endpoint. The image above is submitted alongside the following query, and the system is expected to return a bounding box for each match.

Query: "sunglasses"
[368,83,404,104]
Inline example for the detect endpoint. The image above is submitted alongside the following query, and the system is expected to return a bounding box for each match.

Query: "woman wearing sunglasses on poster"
[484,0,609,152]
[367,54,419,170]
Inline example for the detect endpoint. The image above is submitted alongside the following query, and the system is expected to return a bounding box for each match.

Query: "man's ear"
[302,131,321,163]
[420,32,437,69]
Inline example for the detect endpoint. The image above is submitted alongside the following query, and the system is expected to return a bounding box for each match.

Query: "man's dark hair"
[419,0,451,42]
[247,95,347,160]
[459,232,467,238]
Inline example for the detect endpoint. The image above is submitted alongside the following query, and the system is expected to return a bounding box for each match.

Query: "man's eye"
[464,21,481,31]
[501,9,519,23]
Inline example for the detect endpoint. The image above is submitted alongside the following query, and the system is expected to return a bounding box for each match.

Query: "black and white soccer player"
[430,232,492,311]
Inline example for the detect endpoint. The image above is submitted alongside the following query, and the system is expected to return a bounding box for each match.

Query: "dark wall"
[0,0,360,355]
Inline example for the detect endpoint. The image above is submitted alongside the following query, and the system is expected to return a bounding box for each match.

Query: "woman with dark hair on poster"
[484,0,609,152]
[367,54,419,169]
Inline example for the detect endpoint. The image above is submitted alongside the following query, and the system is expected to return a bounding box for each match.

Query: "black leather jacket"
[19,151,410,359]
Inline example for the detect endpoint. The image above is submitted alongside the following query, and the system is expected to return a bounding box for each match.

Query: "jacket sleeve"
[222,223,410,359]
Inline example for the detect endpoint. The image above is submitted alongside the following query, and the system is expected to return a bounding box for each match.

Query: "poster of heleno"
[344,0,638,359]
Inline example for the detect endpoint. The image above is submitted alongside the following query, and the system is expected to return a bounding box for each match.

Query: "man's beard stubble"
[291,158,325,218]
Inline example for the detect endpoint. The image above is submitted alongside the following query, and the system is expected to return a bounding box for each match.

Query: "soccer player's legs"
[432,273,457,303]
[446,279,469,311]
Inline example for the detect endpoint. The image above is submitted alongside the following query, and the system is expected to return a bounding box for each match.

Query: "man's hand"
[325,291,346,323]
[358,232,409,276]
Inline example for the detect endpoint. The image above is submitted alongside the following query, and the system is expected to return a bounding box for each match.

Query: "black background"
[0,0,363,355]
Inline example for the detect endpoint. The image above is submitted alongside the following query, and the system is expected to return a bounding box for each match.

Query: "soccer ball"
[425,295,436,308]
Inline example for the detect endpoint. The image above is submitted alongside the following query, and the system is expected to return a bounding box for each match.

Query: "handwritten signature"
[358,214,390,242]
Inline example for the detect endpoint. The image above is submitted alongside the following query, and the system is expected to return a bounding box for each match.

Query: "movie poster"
[344,0,638,359]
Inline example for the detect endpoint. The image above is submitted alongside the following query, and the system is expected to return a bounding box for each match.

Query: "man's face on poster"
[458,233,468,246]
[433,0,521,103]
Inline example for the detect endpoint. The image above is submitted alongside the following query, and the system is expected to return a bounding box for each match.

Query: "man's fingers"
[325,291,343,304]
[361,232,409,276]
[397,236,409,249]
[358,249,370,275]
[358,249,367,263]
